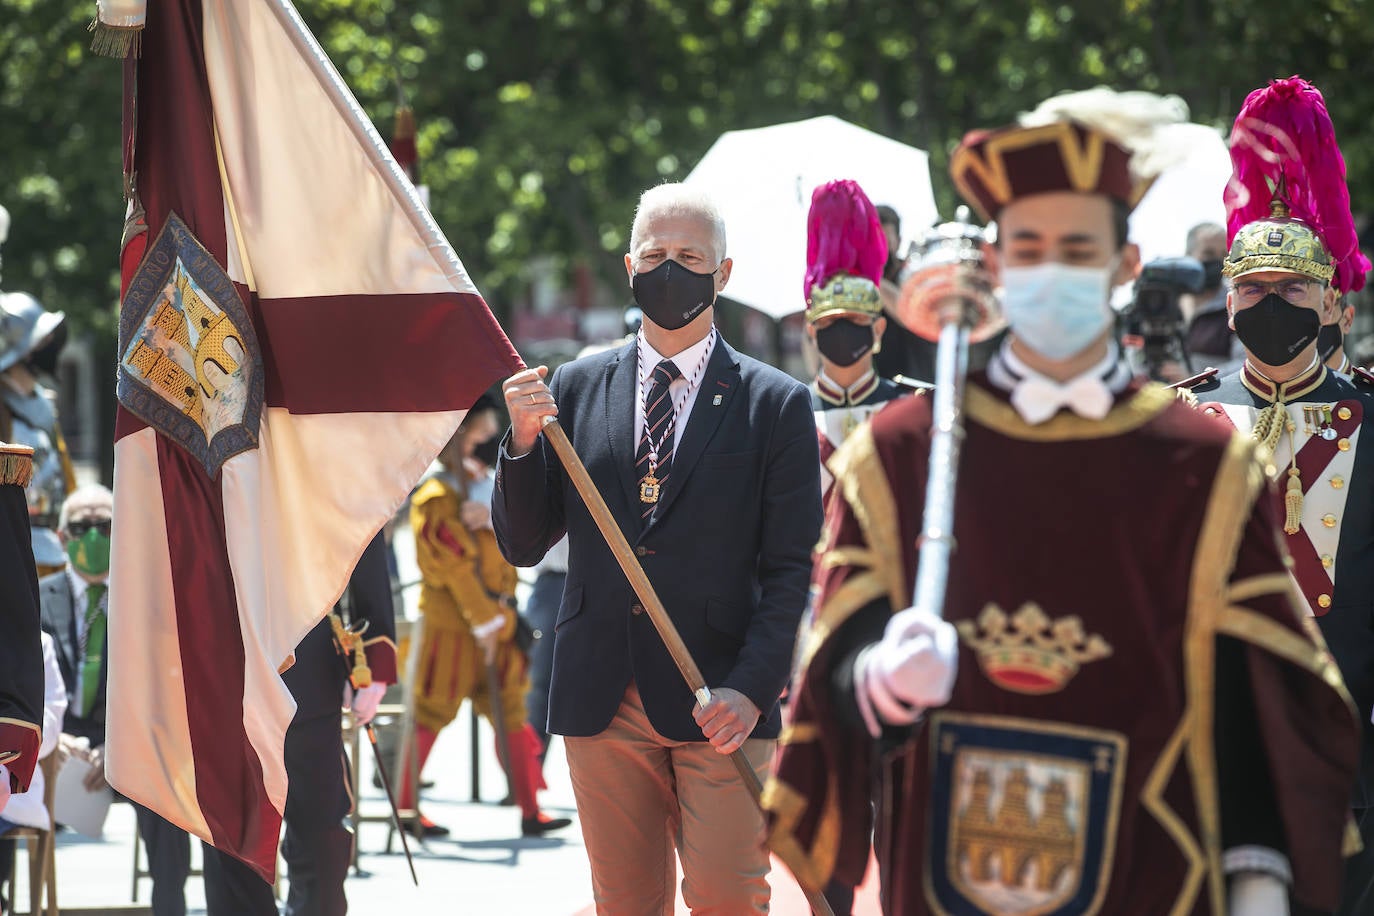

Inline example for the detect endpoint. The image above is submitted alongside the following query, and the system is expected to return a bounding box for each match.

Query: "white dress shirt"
[633,328,718,455]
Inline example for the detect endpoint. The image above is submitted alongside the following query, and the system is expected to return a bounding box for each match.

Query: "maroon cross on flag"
[103,0,519,880]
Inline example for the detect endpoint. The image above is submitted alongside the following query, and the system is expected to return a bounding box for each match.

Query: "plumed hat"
[951,88,1198,223]
[1223,76,1369,292]
[804,179,887,323]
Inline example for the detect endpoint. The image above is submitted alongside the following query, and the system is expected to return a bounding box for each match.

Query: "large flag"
[101,0,520,878]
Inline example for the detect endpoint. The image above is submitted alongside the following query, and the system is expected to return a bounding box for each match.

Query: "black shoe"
[410,816,450,839]
[521,814,572,837]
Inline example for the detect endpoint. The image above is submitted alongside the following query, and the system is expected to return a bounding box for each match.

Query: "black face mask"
[1232,293,1320,367]
[1201,259,1224,291]
[25,324,67,378]
[1317,322,1344,364]
[814,318,875,367]
[631,260,717,331]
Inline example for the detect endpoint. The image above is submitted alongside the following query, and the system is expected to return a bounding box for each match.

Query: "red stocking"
[503,723,546,819]
[397,725,439,811]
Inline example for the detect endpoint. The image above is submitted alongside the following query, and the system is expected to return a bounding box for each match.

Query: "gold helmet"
[805,274,883,323]
[803,180,887,323]
[1222,198,1334,284]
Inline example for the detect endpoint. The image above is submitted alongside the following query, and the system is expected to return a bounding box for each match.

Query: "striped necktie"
[636,359,682,523]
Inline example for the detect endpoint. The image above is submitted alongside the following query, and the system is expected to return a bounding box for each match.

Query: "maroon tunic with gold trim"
[0,444,43,793]
[765,376,1359,915]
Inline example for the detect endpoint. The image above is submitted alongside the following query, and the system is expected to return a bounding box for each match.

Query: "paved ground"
[27,714,880,914]
[15,522,881,914]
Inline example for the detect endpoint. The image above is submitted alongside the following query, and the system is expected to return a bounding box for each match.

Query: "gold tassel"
[351,652,373,689]
[0,445,34,487]
[1284,466,1303,535]
[87,18,143,59]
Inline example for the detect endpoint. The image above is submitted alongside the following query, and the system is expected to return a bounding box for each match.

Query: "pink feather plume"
[1225,76,1367,292]
[804,179,888,300]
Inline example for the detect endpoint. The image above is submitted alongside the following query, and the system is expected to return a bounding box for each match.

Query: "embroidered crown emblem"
[956,604,1113,695]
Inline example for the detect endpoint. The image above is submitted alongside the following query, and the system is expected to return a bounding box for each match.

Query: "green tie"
[81,584,107,717]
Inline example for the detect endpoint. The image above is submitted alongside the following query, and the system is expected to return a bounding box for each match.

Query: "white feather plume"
[1019,87,1216,180]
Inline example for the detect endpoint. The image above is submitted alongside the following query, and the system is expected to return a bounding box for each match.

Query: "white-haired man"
[40,485,192,916]
[495,183,822,912]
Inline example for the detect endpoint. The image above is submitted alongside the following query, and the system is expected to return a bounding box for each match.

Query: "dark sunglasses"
[67,519,112,537]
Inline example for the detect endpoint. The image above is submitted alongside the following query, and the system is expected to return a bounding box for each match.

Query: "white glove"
[0,763,10,810]
[854,605,959,738]
[348,682,388,726]
[1229,872,1288,916]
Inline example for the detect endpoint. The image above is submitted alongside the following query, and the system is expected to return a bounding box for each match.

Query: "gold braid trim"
[829,422,907,611]
[766,419,904,893]
[1223,253,1335,283]
[778,723,820,745]
[763,774,842,893]
[1225,573,1299,606]
[1140,719,1207,916]
[1249,401,1304,534]
[798,570,888,671]
[1250,402,1288,456]
[1216,606,1351,696]
[1182,432,1269,915]
[965,383,1174,442]
[0,444,34,487]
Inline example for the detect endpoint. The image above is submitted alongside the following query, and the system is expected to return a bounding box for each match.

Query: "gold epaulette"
[0,443,35,487]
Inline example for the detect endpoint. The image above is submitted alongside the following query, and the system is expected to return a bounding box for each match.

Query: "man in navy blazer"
[495,183,822,914]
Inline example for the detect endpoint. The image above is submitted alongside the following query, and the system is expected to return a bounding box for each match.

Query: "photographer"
[1152,223,1243,381]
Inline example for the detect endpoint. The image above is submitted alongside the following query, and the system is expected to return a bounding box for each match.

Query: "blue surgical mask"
[1000,262,1115,360]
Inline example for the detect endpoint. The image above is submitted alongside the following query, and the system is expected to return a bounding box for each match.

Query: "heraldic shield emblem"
[118,214,264,477]
[925,713,1127,916]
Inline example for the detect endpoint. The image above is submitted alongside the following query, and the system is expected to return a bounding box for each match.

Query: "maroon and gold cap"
[951,121,1148,223]
[950,88,1197,223]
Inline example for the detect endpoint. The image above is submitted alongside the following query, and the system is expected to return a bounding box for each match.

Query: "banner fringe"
[88,18,143,59]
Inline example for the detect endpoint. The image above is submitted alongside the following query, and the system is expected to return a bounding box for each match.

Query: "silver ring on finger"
[529,393,536,404]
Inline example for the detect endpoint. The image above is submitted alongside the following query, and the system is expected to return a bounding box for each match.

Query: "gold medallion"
[639,472,661,504]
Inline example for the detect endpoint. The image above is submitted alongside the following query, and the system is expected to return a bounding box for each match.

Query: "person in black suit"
[200,531,395,916]
[38,485,192,916]
[495,183,822,914]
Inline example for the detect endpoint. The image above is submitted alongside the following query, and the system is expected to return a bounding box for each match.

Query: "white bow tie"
[1010,374,1115,425]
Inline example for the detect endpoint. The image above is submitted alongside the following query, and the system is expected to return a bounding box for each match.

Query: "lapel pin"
[713,394,723,406]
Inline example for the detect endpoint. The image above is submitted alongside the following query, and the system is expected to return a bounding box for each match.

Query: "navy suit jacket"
[494,335,822,742]
[39,569,108,747]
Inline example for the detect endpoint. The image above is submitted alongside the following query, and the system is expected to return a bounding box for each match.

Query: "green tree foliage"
[2,0,1371,331]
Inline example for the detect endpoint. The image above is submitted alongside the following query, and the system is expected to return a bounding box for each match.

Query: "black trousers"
[135,804,192,916]
[202,709,352,916]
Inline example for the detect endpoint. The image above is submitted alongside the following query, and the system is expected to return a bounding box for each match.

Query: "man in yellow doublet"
[401,397,570,838]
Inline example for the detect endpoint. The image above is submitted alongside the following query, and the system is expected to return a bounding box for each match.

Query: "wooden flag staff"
[537,416,835,916]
